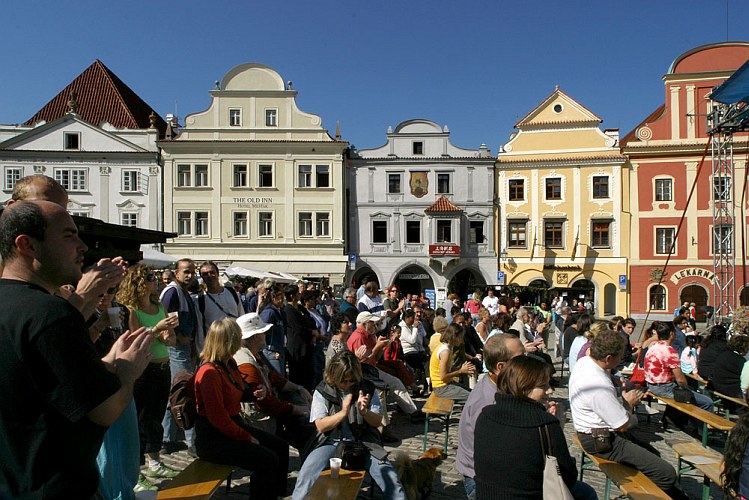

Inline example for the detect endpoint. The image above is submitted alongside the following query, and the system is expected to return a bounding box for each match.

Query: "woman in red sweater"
[194,318,289,498]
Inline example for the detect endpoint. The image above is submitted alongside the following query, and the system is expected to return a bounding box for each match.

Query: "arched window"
[649,285,666,311]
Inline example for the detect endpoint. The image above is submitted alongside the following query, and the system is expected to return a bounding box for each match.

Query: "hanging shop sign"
[429,244,460,256]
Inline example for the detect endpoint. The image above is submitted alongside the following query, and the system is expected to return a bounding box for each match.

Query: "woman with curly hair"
[722,397,749,498]
[117,265,179,490]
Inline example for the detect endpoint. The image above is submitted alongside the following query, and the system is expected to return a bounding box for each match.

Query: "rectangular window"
[388,173,402,194]
[298,165,312,187]
[545,178,562,200]
[4,167,21,191]
[258,164,273,187]
[195,211,209,236]
[592,176,609,199]
[437,173,451,194]
[265,109,277,127]
[121,213,138,227]
[299,212,313,237]
[655,179,672,201]
[509,179,524,201]
[194,165,208,187]
[316,165,330,188]
[436,220,452,243]
[177,211,191,235]
[508,220,527,248]
[316,212,330,236]
[122,170,139,192]
[64,132,80,150]
[258,212,273,237]
[372,220,388,243]
[406,220,421,243]
[544,220,564,248]
[54,169,86,191]
[469,220,484,244]
[233,212,248,236]
[655,228,675,255]
[412,142,423,155]
[177,165,191,187]
[713,225,733,253]
[591,221,611,248]
[233,164,248,187]
[229,109,241,126]
[713,176,731,201]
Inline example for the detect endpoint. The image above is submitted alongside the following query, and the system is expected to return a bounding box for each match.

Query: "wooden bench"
[670,440,723,500]
[421,392,454,453]
[686,372,708,392]
[572,434,670,499]
[307,468,366,500]
[649,393,734,447]
[157,459,234,500]
[710,389,748,419]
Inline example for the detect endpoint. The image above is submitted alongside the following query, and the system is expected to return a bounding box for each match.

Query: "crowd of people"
[5,174,749,499]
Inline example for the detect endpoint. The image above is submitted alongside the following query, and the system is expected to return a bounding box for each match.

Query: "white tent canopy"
[139,245,177,267]
[223,266,299,284]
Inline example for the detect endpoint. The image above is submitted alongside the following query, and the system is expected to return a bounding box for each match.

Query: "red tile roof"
[425,195,463,213]
[24,60,166,137]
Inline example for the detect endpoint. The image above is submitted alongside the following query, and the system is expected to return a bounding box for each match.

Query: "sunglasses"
[106,287,117,294]
[146,274,158,282]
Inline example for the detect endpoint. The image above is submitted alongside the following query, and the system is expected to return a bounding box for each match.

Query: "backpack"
[169,369,198,430]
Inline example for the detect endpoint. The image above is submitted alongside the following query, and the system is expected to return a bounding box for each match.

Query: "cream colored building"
[497,88,629,316]
[159,63,348,282]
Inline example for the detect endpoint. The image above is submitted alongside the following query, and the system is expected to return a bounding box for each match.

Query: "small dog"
[392,447,446,500]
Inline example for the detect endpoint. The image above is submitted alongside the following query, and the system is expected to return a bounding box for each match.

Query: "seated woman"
[234,312,315,451]
[722,393,749,498]
[474,356,597,499]
[429,323,475,401]
[292,351,405,499]
[194,318,290,499]
[711,334,749,399]
[698,324,729,380]
[378,323,418,394]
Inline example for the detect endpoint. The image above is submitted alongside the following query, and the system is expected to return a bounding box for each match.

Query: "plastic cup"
[329,457,342,478]
[106,307,122,330]
[168,311,180,326]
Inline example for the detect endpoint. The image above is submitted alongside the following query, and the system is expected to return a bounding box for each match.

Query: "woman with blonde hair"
[194,318,289,498]
[465,292,483,326]
[117,264,179,489]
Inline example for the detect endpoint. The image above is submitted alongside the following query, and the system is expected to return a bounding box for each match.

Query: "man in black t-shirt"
[0,201,152,498]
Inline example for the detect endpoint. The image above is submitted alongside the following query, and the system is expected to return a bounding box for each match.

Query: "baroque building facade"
[622,42,749,321]
[348,119,495,299]
[159,63,349,282]
[0,60,165,230]
[497,88,629,316]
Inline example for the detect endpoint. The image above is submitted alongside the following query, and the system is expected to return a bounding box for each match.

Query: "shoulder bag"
[539,425,574,500]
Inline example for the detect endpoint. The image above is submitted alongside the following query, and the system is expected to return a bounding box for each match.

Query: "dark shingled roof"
[24,60,167,137]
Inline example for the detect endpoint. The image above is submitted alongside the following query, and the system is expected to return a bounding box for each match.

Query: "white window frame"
[4,167,21,191]
[194,165,209,187]
[412,141,424,155]
[315,165,330,188]
[121,212,138,227]
[54,168,87,192]
[64,132,80,150]
[372,219,388,244]
[122,170,139,192]
[436,219,452,243]
[233,211,249,237]
[265,108,278,127]
[654,178,673,202]
[233,164,248,187]
[712,224,733,254]
[713,175,732,202]
[298,165,312,188]
[258,211,274,238]
[195,211,209,236]
[655,227,676,255]
[258,164,274,188]
[436,172,452,194]
[177,211,192,236]
[298,212,313,237]
[649,284,667,311]
[388,173,402,194]
[177,164,191,187]
[229,108,242,127]
[316,212,330,237]
[469,219,485,244]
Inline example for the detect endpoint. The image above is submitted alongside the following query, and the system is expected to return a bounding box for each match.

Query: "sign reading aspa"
[669,268,715,284]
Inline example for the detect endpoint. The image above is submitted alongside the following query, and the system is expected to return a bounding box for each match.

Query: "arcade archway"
[680,284,708,322]
[448,268,486,301]
[393,265,434,296]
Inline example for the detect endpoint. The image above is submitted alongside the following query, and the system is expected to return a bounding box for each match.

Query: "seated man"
[569,329,690,500]
[644,321,713,411]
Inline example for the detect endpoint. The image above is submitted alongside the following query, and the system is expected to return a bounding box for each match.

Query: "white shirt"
[195,288,244,353]
[568,335,588,372]
[569,356,632,433]
[399,319,425,354]
[482,295,499,316]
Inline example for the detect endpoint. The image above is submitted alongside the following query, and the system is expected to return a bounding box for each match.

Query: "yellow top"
[429,343,454,389]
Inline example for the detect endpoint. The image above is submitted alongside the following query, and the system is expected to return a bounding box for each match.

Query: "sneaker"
[145,462,180,479]
[134,474,158,492]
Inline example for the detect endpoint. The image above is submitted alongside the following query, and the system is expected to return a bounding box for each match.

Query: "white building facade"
[349,119,496,298]
[159,63,349,283]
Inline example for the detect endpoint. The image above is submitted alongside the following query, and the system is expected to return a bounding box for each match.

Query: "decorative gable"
[515,87,602,129]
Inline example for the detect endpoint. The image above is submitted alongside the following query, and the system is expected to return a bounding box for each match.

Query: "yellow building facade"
[497,88,630,316]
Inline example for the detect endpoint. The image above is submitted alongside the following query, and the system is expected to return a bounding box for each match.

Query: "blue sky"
[2,1,748,152]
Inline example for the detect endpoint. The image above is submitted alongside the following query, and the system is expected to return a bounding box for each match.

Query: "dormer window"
[412,141,423,155]
[64,132,80,150]
[229,109,241,126]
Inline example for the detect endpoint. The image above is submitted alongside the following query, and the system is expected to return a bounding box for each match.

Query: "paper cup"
[168,311,180,326]
[106,307,122,330]
[329,457,342,478]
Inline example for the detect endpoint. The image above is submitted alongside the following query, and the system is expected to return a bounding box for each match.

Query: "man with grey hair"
[457,334,524,499]
[339,287,359,324]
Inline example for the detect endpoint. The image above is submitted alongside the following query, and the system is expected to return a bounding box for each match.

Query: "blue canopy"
[711,58,749,104]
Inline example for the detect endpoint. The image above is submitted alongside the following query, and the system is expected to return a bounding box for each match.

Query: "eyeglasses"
[145,274,158,282]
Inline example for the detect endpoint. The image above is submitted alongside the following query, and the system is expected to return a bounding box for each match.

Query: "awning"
[139,245,177,267]
[230,259,347,281]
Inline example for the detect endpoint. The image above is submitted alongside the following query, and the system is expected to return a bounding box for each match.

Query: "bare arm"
[314,393,353,433]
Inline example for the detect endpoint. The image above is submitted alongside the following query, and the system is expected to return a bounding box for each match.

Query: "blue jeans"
[648,382,714,411]
[162,344,195,446]
[292,442,405,500]
[463,475,476,499]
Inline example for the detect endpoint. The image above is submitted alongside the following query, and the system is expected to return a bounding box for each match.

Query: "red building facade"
[622,42,749,322]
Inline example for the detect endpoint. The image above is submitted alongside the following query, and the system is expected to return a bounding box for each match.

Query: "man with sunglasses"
[195,261,243,354]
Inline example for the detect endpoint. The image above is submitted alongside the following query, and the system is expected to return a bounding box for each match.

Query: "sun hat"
[237,313,273,339]
[356,311,383,325]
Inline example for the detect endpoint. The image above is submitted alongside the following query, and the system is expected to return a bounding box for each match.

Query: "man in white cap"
[347,312,424,441]
[234,313,315,451]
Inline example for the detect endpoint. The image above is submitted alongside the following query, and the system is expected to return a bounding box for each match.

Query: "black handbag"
[673,385,693,403]
[340,441,368,471]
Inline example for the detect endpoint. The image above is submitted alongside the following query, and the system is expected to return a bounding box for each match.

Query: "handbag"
[539,425,574,500]
[673,385,693,403]
[340,441,368,471]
